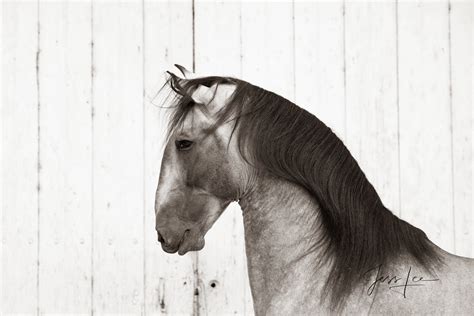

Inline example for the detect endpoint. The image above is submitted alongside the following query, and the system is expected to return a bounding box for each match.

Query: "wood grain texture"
[344,1,400,214]
[143,1,195,314]
[2,2,39,313]
[450,1,472,257]
[241,1,295,101]
[38,1,92,313]
[92,1,144,313]
[398,1,454,252]
[1,1,472,313]
[294,1,345,139]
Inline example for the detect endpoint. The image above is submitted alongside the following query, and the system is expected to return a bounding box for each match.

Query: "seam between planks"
[192,0,196,73]
[447,1,456,253]
[342,0,347,139]
[395,0,402,218]
[35,0,41,314]
[292,0,296,101]
[90,0,95,314]
[141,0,147,313]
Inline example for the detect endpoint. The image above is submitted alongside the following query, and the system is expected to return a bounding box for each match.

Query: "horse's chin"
[177,233,205,256]
[161,243,179,254]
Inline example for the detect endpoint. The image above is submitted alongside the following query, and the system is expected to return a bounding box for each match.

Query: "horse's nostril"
[157,231,165,243]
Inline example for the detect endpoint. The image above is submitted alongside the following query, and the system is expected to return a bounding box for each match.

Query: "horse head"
[154,65,247,255]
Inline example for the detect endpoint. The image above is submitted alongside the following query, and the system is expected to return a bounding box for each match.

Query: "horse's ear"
[166,64,197,83]
[191,84,218,106]
[166,70,182,83]
[174,64,196,78]
[191,83,236,115]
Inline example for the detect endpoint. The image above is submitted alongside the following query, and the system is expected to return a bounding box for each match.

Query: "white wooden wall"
[2,0,472,314]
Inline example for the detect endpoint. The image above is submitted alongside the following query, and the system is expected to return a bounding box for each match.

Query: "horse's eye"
[175,139,193,151]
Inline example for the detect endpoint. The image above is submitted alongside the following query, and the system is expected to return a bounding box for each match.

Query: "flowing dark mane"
[164,74,441,307]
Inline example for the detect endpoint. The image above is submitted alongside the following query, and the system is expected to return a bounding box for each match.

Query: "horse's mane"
[165,74,441,308]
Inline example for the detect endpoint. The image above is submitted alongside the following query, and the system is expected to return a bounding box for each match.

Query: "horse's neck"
[238,175,453,315]
[239,176,334,314]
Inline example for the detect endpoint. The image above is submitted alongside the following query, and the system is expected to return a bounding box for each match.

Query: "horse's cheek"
[194,154,235,199]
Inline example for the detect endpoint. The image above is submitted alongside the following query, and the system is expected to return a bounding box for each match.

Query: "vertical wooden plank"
[450,1,472,257]
[194,1,251,314]
[1,2,39,313]
[37,1,92,312]
[195,0,241,76]
[0,2,2,310]
[92,1,144,313]
[241,1,295,101]
[143,0,195,314]
[344,2,400,214]
[294,1,345,150]
[398,1,454,252]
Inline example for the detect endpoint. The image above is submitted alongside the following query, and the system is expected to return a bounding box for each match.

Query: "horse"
[154,64,474,315]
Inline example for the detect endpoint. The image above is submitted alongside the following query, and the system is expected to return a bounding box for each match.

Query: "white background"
[2,0,472,314]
